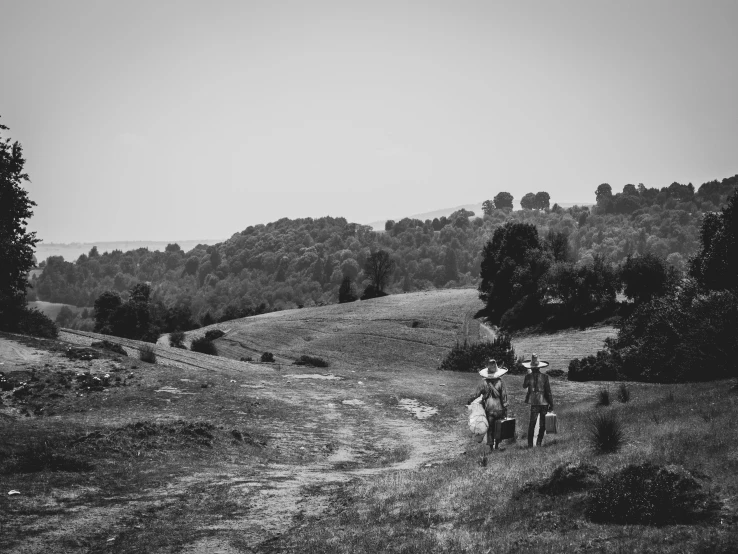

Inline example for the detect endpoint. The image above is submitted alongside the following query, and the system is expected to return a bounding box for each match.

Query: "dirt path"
[0,336,45,365]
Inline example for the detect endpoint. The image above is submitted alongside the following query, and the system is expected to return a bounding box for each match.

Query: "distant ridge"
[35,239,223,264]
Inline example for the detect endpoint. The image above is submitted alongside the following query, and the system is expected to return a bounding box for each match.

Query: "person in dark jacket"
[467,359,509,451]
[522,353,554,447]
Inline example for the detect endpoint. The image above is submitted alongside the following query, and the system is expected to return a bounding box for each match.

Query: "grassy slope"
[27,300,88,320]
[2,290,737,553]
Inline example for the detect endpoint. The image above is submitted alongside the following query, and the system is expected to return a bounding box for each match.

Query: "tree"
[385,220,395,231]
[444,248,459,283]
[621,254,678,305]
[493,191,514,210]
[482,200,494,216]
[338,275,358,303]
[534,191,551,210]
[0,118,40,326]
[94,291,123,333]
[520,193,537,210]
[88,246,99,258]
[364,250,396,293]
[165,243,181,253]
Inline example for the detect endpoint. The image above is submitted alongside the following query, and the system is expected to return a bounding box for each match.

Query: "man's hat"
[522,353,549,369]
[478,359,508,379]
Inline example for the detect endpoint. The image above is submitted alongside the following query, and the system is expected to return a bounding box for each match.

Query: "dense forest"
[30,175,738,331]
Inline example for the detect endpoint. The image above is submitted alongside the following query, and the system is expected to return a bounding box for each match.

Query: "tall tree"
[364,250,396,293]
[534,191,551,210]
[0,119,40,325]
[482,199,494,216]
[520,192,537,209]
[493,191,514,210]
[338,275,358,303]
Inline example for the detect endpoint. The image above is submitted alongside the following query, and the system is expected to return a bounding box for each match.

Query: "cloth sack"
[468,395,488,436]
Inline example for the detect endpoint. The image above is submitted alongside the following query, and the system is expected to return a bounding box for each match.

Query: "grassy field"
[27,300,89,321]
[2,289,736,552]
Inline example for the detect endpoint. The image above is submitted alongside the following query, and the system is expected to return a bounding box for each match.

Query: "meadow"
[1,289,735,553]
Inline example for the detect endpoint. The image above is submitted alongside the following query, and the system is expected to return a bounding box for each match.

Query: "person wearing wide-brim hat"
[522,354,554,447]
[467,359,509,451]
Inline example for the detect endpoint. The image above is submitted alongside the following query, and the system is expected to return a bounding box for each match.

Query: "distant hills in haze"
[34,240,223,265]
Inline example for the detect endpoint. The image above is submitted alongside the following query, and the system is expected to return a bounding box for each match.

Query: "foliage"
[204,329,225,341]
[568,351,621,382]
[587,463,717,525]
[139,344,157,364]
[617,383,631,403]
[260,352,275,362]
[588,410,623,453]
[364,250,396,293]
[493,191,514,209]
[620,253,679,304]
[520,191,550,210]
[596,388,611,406]
[293,355,329,367]
[190,337,218,356]
[338,275,358,303]
[438,333,516,372]
[13,306,59,338]
[0,118,40,331]
[169,331,186,349]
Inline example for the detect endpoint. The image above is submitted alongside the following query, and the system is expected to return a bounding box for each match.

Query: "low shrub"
[91,340,127,356]
[7,307,59,339]
[586,463,719,525]
[546,368,565,378]
[568,350,621,381]
[204,329,225,341]
[169,330,186,348]
[596,388,611,406]
[191,337,218,356]
[261,352,275,363]
[240,356,253,362]
[293,355,329,367]
[438,333,516,372]
[588,410,623,454]
[617,382,631,403]
[139,344,157,363]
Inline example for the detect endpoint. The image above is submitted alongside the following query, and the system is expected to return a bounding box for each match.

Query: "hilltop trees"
[493,192,514,210]
[521,191,551,210]
[365,250,395,295]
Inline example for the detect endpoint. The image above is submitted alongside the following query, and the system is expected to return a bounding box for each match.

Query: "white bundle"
[467,395,488,436]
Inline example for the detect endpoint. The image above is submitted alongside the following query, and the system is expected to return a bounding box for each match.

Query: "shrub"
[191,337,218,356]
[596,388,611,406]
[587,463,718,525]
[204,329,225,341]
[438,333,516,372]
[568,350,621,381]
[11,307,59,339]
[617,383,631,403]
[240,356,253,362]
[588,410,623,454]
[547,368,565,378]
[293,355,329,367]
[169,331,186,349]
[90,340,127,356]
[261,352,275,363]
[139,344,156,364]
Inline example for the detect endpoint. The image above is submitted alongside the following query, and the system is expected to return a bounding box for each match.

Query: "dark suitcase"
[494,418,516,441]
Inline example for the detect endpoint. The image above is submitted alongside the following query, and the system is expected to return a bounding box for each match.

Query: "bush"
[439,333,516,372]
[204,329,225,341]
[9,307,59,339]
[139,344,156,364]
[587,463,718,525]
[293,355,329,367]
[191,337,218,356]
[169,330,186,349]
[90,340,127,356]
[596,388,611,406]
[588,410,623,453]
[617,383,631,403]
[261,352,275,363]
[568,350,621,381]
[240,356,253,362]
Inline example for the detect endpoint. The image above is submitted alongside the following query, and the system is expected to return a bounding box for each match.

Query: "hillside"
[2,289,735,552]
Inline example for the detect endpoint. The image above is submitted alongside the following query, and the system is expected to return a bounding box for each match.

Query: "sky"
[1,0,737,243]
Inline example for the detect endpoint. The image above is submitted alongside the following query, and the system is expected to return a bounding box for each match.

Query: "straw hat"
[522,353,549,369]
[478,359,508,379]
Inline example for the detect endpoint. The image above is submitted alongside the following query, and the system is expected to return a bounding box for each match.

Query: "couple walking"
[467,354,554,450]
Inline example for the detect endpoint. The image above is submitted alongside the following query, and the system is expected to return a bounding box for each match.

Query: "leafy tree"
[520,192,537,209]
[183,256,199,276]
[493,191,514,210]
[620,254,678,304]
[165,243,181,253]
[0,119,40,327]
[535,191,551,210]
[55,305,76,327]
[94,291,123,333]
[338,275,358,303]
[544,230,570,262]
[385,220,395,231]
[444,248,458,283]
[482,199,494,216]
[595,183,613,202]
[364,250,395,293]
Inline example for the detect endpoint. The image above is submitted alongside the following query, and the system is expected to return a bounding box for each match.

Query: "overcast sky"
[2,1,737,242]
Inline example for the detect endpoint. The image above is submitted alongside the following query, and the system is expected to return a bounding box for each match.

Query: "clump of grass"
[261,352,275,362]
[588,410,624,454]
[139,344,157,364]
[191,337,218,356]
[617,383,630,403]
[596,387,611,406]
[293,355,329,367]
